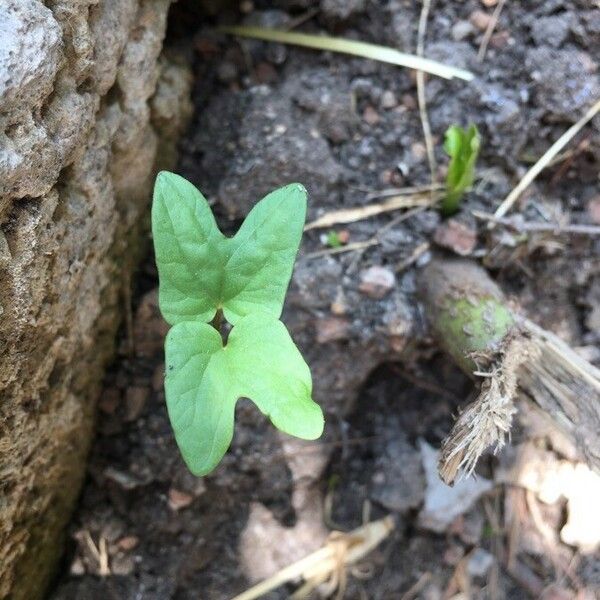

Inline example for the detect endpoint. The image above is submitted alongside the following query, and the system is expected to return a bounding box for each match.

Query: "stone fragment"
[587,196,600,224]
[467,548,494,578]
[125,386,148,421]
[316,317,351,344]
[168,488,194,511]
[452,21,475,42]
[418,440,492,533]
[359,266,396,299]
[116,536,139,551]
[381,90,398,109]
[470,10,492,32]
[433,220,477,256]
[363,105,380,125]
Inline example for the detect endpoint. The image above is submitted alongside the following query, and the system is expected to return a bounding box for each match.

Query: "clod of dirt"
[530,14,573,48]
[526,48,599,120]
[211,83,343,218]
[418,440,492,534]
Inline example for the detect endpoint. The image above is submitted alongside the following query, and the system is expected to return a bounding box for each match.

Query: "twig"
[477,0,507,61]
[285,7,320,31]
[220,26,475,81]
[304,192,438,230]
[395,242,430,272]
[473,210,600,235]
[303,239,379,260]
[365,183,443,201]
[416,0,437,188]
[400,572,432,600]
[494,97,600,220]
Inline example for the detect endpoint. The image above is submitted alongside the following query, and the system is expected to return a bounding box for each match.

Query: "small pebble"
[467,548,495,578]
[401,93,417,110]
[452,20,475,41]
[363,105,380,125]
[116,535,139,551]
[359,266,396,299]
[125,386,148,422]
[433,220,477,256]
[587,196,600,224]
[70,557,85,576]
[316,317,351,344]
[470,10,492,31]
[380,90,397,109]
[168,488,194,511]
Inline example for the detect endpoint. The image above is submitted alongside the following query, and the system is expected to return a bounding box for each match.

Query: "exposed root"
[439,333,538,485]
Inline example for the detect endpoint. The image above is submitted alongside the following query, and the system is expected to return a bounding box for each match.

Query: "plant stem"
[419,257,600,483]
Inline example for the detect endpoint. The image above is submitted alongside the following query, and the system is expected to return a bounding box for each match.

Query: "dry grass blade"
[305,193,439,230]
[416,0,437,189]
[473,210,600,235]
[220,26,474,81]
[477,0,507,61]
[494,97,600,220]
[230,516,395,600]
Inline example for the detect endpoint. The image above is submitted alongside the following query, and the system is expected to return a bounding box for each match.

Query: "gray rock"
[0,1,192,598]
[418,440,493,533]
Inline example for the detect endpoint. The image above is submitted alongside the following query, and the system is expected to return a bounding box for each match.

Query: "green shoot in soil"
[152,172,324,476]
[442,124,481,215]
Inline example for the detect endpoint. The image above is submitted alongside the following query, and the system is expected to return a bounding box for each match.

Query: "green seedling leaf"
[442,124,481,215]
[325,230,343,248]
[152,172,307,325]
[165,314,324,476]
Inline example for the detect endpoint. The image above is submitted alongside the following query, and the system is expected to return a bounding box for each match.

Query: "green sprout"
[152,172,324,476]
[442,124,481,215]
[325,230,343,248]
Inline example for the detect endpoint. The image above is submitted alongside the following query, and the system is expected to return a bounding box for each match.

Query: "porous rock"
[0,1,192,598]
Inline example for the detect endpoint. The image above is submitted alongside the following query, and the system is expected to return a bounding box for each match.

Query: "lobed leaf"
[164,314,324,476]
[152,172,307,325]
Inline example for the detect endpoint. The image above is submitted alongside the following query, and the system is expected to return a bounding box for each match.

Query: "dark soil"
[51,1,600,599]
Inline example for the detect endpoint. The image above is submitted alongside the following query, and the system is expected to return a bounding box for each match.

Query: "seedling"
[442,124,481,215]
[152,172,324,476]
[325,230,344,248]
